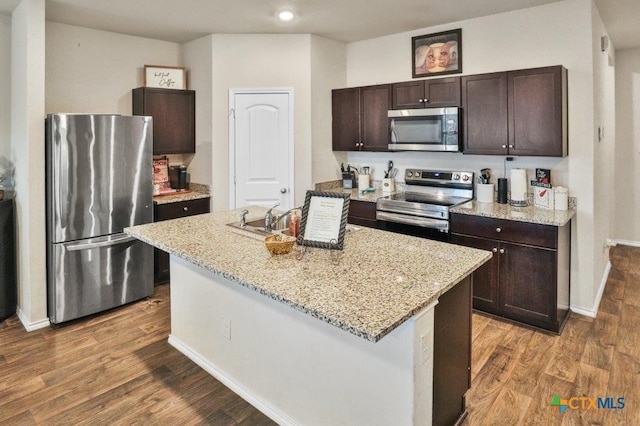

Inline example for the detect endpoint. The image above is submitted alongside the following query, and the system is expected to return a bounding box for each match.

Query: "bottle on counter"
[289,209,300,238]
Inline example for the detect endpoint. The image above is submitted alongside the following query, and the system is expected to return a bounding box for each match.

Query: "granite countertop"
[317,180,576,227]
[153,183,211,205]
[450,200,576,226]
[125,206,491,342]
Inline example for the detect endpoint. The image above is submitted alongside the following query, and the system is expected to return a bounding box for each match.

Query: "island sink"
[226,216,291,237]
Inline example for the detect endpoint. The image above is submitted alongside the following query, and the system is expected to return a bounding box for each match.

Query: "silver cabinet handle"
[419,98,424,103]
[502,145,507,149]
[492,248,498,253]
[499,248,505,254]
[183,207,188,211]
[509,145,514,148]
[496,227,502,232]
[280,188,287,193]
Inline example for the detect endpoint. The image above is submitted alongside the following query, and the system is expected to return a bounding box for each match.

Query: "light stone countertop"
[125,206,492,342]
[153,183,211,205]
[450,200,576,226]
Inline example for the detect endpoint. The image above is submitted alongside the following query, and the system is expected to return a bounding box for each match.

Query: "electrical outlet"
[223,317,231,341]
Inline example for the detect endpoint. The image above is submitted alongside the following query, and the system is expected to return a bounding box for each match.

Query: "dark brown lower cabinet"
[153,197,210,284]
[433,275,472,426]
[347,199,378,228]
[450,213,571,334]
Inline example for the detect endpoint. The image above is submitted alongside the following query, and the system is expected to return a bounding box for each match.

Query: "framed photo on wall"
[412,29,462,78]
[144,65,187,89]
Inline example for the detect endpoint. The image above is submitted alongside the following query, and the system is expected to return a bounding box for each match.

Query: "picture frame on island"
[297,190,350,250]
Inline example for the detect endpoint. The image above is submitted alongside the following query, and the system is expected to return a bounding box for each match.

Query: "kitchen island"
[125,206,491,425]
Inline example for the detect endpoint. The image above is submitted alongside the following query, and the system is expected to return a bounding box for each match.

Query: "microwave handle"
[390,119,397,143]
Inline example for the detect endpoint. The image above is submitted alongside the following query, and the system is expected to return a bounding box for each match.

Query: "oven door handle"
[376,211,449,231]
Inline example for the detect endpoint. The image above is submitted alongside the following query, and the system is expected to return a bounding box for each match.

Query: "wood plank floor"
[1,244,638,425]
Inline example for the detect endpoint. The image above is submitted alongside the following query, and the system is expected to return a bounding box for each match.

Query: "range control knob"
[406,171,413,178]
[453,173,460,180]
[462,174,470,182]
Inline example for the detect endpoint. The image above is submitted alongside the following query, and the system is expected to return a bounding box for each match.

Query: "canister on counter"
[555,187,569,210]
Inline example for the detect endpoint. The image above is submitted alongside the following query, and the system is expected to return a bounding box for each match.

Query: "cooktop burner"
[384,192,471,207]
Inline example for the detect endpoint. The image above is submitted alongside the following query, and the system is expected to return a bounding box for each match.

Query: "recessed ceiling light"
[278,10,295,21]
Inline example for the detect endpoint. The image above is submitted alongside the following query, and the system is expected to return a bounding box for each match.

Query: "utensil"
[389,168,398,178]
[479,168,491,184]
[363,166,370,175]
[385,160,393,178]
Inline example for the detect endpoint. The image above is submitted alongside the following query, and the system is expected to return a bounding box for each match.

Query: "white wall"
[344,0,603,314]
[210,34,313,212]
[182,35,214,190]
[310,35,348,184]
[45,22,181,114]
[591,3,617,308]
[614,48,640,243]
[12,0,47,329]
[0,13,10,160]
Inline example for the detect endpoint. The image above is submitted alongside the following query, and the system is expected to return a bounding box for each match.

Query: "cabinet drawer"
[348,199,376,220]
[450,213,557,249]
[154,198,210,222]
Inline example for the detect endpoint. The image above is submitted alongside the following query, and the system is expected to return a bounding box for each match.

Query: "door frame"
[228,88,295,209]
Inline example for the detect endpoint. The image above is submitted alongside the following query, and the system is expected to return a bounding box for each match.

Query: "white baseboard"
[168,335,297,426]
[571,261,612,318]
[17,308,50,332]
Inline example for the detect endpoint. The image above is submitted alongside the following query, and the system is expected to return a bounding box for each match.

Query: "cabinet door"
[347,200,377,228]
[332,88,361,151]
[425,77,461,107]
[499,242,557,329]
[392,77,461,109]
[461,73,508,155]
[360,84,392,151]
[133,88,196,155]
[392,80,425,109]
[451,233,500,314]
[508,66,567,157]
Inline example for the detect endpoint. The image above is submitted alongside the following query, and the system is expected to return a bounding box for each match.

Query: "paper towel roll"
[555,186,568,210]
[358,174,370,190]
[510,169,528,205]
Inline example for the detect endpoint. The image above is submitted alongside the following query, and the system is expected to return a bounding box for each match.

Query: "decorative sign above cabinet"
[144,65,186,90]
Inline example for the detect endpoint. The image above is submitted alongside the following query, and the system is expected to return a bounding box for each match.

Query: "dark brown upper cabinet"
[462,66,567,157]
[461,72,509,155]
[392,76,461,109]
[133,87,196,155]
[332,84,391,152]
[508,66,567,157]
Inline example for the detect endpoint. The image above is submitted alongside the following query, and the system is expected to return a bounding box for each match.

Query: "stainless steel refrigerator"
[45,113,154,324]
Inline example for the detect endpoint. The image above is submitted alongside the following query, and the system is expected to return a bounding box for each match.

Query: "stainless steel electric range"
[376,169,474,242]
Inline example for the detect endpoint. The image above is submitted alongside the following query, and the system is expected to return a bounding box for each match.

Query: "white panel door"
[231,91,293,210]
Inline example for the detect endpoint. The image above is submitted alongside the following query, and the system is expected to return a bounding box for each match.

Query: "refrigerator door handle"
[65,234,138,252]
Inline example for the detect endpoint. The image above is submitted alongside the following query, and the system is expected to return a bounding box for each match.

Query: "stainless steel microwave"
[388,107,460,152]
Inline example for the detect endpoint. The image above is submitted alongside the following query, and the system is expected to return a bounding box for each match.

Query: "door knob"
[280,188,287,193]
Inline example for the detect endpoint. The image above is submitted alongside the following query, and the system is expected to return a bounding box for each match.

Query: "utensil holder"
[476,183,494,203]
[382,178,395,193]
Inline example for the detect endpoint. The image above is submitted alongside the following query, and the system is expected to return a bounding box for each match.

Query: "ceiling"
[1,0,639,49]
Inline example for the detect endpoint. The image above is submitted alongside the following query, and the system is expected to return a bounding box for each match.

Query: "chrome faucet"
[268,207,301,231]
[264,203,280,231]
[239,209,249,227]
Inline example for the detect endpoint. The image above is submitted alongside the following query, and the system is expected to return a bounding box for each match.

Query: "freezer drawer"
[48,233,153,324]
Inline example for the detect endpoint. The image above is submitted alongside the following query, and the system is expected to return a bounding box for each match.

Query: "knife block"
[342,172,356,189]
